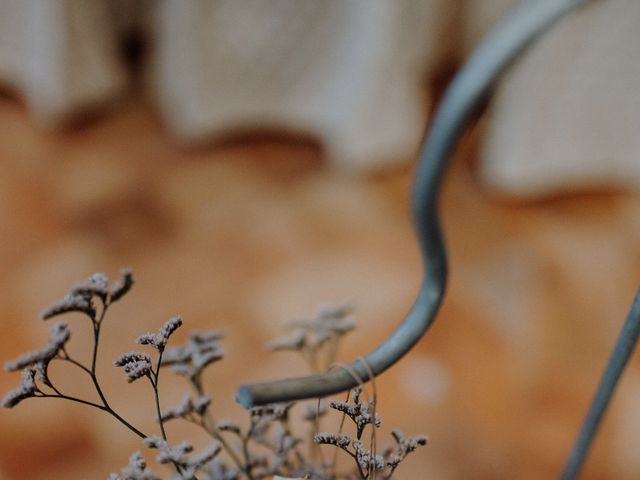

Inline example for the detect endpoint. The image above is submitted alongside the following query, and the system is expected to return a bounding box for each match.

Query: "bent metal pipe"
[236,0,594,409]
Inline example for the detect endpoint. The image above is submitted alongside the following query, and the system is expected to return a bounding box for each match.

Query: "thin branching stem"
[199,415,250,478]
[37,393,106,410]
[191,378,252,478]
[152,350,169,441]
[58,349,93,376]
[85,301,147,439]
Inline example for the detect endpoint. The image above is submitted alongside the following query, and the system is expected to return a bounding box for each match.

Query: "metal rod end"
[235,384,254,409]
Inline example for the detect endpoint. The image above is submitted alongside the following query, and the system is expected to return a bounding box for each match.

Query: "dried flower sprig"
[138,316,184,351]
[1,366,40,408]
[109,268,134,302]
[109,451,160,480]
[161,330,224,392]
[114,352,154,383]
[267,305,355,373]
[3,273,426,479]
[144,437,222,479]
[384,430,428,477]
[4,320,70,374]
[312,386,426,479]
[329,388,381,439]
[1,270,190,478]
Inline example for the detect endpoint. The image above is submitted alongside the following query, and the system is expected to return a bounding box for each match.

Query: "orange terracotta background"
[0,80,639,478]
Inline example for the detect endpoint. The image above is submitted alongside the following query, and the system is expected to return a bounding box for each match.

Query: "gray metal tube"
[235,0,593,409]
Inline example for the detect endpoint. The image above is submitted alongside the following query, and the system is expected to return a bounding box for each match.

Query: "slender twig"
[85,306,146,439]
[151,350,169,441]
[189,378,250,477]
[58,349,93,376]
[198,414,249,477]
[331,390,351,476]
[36,393,106,411]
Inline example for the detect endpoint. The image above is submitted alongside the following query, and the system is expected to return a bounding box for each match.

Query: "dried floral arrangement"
[2,270,426,480]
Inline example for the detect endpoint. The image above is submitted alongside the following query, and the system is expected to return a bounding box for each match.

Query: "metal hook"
[236,0,594,409]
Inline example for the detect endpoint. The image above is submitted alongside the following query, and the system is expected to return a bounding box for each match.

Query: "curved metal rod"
[235,0,593,409]
[562,289,640,479]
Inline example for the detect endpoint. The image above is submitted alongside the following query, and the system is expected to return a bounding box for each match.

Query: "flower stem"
[152,350,168,441]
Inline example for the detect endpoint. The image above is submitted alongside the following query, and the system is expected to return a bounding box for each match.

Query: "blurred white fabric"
[477,0,640,197]
[149,0,450,170]
[0,0,638,195]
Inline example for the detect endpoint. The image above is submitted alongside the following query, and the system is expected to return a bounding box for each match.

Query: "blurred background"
[0,0,639,478]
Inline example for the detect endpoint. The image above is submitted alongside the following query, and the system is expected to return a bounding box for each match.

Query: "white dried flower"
[161,330,224,381]
[113,352,153,383]
[111,451,160,480]
[143,436,167,449]
[215,419,241,434]
[188,442,221,469]
[40,294,95,321]
[314,432,352,449]
[353,440,385,472]
[71,272,109,302]
[110,268,134,302]
[156,440,193,465]
[137,316,183,350]
[5,321,70,372]
[193,394,211,415]
[160,393,193,422]
[1,366,39,408]
[266,330,306,352]
[386,429,428,468]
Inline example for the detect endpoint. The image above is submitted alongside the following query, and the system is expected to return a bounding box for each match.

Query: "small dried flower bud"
[248,402,293,421]
[71,273,109,301]
[194,395,211,415]
[144,436,167,449]
[113,451,160,480]
[125,362,152,383]
[169,364,192,377]
[187,442,221,468]
[128,451,147,470]
[159,329,225,381]
[41,294,95,320]
[373,454,386,471]
[266,330,306,352]
[114,351,151,367]
[137,316,182,351]
[314,432,352,448]
[156,441,193,464]
[328,399,356,416]
[352,387,363,404]
[113,352,153,383]
[216,419,241,434]
[5,321,71,372]
[159,316,182,343]
[160,346,190,366]
[136,333,157,346]
[109,268,134,303]
[391,429,428,452]
[34,361,52,388]
[356,400,381,429]
[1,367,39,408]
[160,393,193,422]
[190,330,225,343]
[192,349,224,370]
